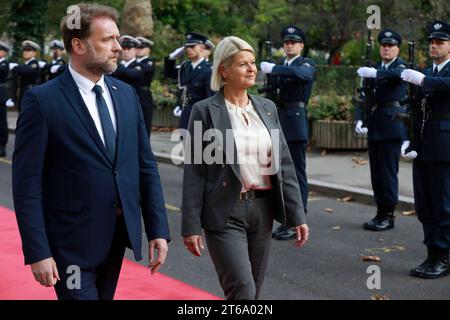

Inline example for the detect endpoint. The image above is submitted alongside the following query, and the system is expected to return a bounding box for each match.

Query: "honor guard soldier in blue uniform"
[260,25,316,240]
[164,32,214,129]
[47,39,66,81]
[9,40,43,112]
[135,36,156,137]
[355,29,408,231]
[0,42,12,156]
[401,20,450,279]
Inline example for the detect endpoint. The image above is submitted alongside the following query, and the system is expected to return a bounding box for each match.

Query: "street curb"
[154,152,415,212]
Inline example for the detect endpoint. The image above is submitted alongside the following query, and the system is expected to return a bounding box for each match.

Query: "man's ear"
[71,38,85,55]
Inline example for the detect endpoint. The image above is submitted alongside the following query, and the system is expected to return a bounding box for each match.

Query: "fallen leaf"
[371,294,390,300]
[332,226,341,230]
[325,208,334,213]
[352,156,368,166]
[337,195,353,202]
[361,255,381,262]
[402,210,416,216]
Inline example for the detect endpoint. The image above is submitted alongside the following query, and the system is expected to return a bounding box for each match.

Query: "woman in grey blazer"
[181,36,309,300]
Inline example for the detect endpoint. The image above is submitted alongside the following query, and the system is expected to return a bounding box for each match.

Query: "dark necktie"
[92,84,116,161]
[381,65,386,70]
[433,67,439,77]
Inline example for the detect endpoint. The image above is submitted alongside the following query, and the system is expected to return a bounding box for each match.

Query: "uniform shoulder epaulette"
[301,58,315,67]
[134,65,142,71]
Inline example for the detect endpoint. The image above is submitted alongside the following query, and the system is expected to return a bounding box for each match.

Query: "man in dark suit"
[401,20,450,279]
[355,29,408,231]
[12,3,170,300]
[164,32,215,129]
[260,25,316,240]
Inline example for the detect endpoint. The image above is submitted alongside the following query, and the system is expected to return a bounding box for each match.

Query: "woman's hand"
[294,224,309,247]
[183,235,205,256]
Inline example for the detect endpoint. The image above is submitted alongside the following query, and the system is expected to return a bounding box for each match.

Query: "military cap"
[0,41,10,52]
[184,32,208,46]
[136,37,154,48]
[204,39,215,50]
[281,25,306,43]
[50,39,64,50]
[378,29,402,46]
[428,20,450,41]
[22,40,41,51]
[119,35,141,48]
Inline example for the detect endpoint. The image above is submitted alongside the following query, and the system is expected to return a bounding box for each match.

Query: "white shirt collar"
[25,58,36,64]
[191,57,205,70]
[0,58,4,64]
[382,57,397,69]
[123,58,136,68]
[285,55,301,66]
[434,58,450,73]
[69,64,107,95]
[137,56,148,63]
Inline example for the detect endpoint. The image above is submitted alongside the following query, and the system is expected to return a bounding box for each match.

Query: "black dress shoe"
[420,248,449,279]
[363,213,394,231]
[410,259,431,277]
[0,146,5,157]
[272,226,296,240]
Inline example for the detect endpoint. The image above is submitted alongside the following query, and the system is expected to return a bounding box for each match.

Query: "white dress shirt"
[122,58,136,68]
[284,55,301,66]
[69,64,117,145]
[381,57,397,70]
[433,58,450,73]
[137,56,148,63]
[191,57,205,70]
[225,99,273,192]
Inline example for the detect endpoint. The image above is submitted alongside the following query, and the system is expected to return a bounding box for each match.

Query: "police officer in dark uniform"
[164,32,214,129]
[260,25,316,240]
[135,36,156,137]
[0,42,11,157]
[355,29,408,231]
[401,20,450,279]
[47,39,66,81]
[10,40,42,112]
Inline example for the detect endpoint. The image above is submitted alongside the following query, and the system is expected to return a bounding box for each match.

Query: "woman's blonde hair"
[211,36,255,91]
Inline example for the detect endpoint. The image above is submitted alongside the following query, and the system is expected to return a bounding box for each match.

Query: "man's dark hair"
[60,3,119,54]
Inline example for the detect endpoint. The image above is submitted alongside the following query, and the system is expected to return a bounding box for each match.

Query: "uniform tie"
[433,67,439,77]
[93,84,116,161]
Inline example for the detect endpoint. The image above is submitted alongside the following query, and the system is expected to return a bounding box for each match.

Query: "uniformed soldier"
[9,40,43,112]
[135,36,156,137]
[164,32,215,130]
[355,29,408,231]
[401,20,450,279]
[47,39,66,81]
[260,25,316,240]
[0,42,11,157]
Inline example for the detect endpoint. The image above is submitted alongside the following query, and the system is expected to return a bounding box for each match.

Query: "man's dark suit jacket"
[12,68,170,268]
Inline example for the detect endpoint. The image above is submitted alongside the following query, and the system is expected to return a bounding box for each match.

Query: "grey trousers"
[204,197,273,300]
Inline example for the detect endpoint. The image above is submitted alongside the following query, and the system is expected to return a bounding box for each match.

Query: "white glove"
[169,46,185,60]
[260,62,275,74]
[401,140,418,160]
[357,67,377,78]
[401,69,425,86]
[173,106,182,117]
[50,65,61,74]
[38,61,46,68]
[9,63,18,70]
[5,99,14,108]
[355,120,368,135]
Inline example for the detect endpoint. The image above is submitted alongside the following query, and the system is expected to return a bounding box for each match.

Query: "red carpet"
[0,206,220,300]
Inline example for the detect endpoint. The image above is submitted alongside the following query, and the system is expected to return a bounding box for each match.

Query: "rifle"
[398,18,422,153]
[354,27,377,128]
[258,22,278,103]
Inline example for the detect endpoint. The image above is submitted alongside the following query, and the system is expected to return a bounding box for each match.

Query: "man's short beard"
[84,41,118,74]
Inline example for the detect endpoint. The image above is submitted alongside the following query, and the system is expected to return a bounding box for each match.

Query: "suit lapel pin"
[112,86,117,90]
[267,112,271,116]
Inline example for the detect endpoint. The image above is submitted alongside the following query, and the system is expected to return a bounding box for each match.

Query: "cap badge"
[186,34,192,39]
[434,23,443,30]
[385,32,392,37]
[287,27,296,34]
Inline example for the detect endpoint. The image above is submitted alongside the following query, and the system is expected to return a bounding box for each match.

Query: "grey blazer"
[181,91,306,236]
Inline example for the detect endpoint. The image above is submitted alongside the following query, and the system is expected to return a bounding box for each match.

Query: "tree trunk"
[121,0,153,37]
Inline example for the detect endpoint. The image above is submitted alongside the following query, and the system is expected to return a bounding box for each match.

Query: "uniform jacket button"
[222,181,227,187]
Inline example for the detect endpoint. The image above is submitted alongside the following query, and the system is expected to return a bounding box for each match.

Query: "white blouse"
[225,98,273,192]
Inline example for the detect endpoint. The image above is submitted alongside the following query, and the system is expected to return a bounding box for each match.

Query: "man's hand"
[401,69,425,86]
[260,62,275,74]
[355,120,368,135]
[169,46,185,60]
[401,140,418,160]
[31,257,60,287]
[9,63,18,71]
[148,238,168,275]
[357,67,377,78]
[173,106,182,117]
[183,235,205,257]
[38,61,47,69]
[294,224,309,247]
[5,99,14,108]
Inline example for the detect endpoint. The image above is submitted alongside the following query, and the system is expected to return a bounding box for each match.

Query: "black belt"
[424,113,450,121]
[239,189,272,201]
[282,102,305,109]
[376,101,401,108]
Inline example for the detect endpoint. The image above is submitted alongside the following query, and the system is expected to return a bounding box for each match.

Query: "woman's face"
[221,50,257,90]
